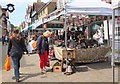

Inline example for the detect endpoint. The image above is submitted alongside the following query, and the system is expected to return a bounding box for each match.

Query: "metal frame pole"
[107,19,110,46]
[112,9,115,84]
[28,30,30,44]
[63,8,68,70]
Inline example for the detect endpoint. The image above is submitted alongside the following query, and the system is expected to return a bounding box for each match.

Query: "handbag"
[4,55,11,71]
[32,41,37,50]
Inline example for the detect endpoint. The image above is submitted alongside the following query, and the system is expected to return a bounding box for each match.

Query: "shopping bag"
[32,41,37,50]
[4,56,11,71]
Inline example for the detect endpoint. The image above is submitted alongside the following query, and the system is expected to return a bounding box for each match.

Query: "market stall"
[62,0,113,64]
[41,0,113,65]
[54,46,76,61]
[54,45,111,63]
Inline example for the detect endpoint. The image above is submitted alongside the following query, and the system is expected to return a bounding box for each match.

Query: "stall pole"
[63,9,68,70]
[28,30,30,44]
[112,9,115,84]
[107,20,110,46]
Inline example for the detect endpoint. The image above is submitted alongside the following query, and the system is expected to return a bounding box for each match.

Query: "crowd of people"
[2,35,9,45]
[5,27,104,82]
[50,28,104,49]
[7,29,52,82]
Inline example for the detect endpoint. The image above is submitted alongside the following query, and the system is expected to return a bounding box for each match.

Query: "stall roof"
[22,0,114,32]
[65,0,112,15]
[112,0,120,9]
[36,28,63,31]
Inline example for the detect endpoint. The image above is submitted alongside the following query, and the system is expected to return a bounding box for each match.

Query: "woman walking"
[7,29,28,82]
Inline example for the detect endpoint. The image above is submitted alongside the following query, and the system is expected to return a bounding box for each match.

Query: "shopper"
[7,29,28,82]
[37,30,52,74]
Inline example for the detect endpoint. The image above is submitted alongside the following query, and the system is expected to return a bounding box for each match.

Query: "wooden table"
[54,46,75,61]
[54,45,111,63]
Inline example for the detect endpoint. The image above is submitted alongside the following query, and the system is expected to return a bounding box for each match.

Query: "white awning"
[65,0,112,15]
[21,19,43,32]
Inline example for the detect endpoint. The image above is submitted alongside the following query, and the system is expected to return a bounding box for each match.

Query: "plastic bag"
[4,56,11,71]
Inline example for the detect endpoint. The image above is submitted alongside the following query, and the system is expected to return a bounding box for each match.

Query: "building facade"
[24,0,58,30]
[31,1,45,23]
[19,21,26,31]
[57,0,71,9]
[0,5,2,26]
[1,8,10,36]
[24,0,46,29]
[101,0,112,4]
[25,5,32,27]
[0,5,2,40]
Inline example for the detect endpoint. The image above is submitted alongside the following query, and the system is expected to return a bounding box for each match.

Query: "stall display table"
[54,46,75,61]
[54,45,111,63]
[75,46,111,63]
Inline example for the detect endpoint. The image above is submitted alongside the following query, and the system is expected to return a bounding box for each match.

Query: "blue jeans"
[11,51,22,80]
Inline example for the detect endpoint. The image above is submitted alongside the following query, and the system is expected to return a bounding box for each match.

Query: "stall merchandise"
[54,45,111,63]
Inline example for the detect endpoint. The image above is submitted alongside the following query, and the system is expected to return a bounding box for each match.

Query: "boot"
[16,79,20,82]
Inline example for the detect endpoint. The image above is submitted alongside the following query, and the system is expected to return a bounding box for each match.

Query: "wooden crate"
[53,65,62,72]
[53,62,62,72]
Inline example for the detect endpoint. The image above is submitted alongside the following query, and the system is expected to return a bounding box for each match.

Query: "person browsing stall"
[37,30,52,74]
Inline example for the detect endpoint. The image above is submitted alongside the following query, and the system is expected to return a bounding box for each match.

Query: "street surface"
[0,25,1,83]
[0,43,119,83]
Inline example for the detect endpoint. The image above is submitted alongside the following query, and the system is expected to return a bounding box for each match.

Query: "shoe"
[19,72,23,75]
[43,68,46,71]
[16,79,21,82]
[12,76,15,80]
[40,72,45,75]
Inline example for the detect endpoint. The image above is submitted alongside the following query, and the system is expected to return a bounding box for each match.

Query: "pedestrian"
[2,35,5,45]
[37,30,52,74]
[93,29,103,46]
[7,29,28,82]
[5,35,8,45]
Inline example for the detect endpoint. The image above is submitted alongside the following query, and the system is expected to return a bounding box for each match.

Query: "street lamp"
[0,3,15,19]
[6,3,15,13]
[0,3,15,38]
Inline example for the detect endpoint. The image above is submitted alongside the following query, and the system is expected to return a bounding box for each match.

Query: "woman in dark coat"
[7,29,28,82]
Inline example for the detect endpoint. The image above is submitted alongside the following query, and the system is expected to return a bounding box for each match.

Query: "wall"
[38,2,57,20]
[0,6,2,27]
[48,2,56,14]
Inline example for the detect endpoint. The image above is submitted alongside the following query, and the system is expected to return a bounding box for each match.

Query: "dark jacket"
[37,35,49,54]
[7,37,28,56]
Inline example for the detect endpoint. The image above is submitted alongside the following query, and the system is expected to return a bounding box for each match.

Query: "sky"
[0,0,49,26]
